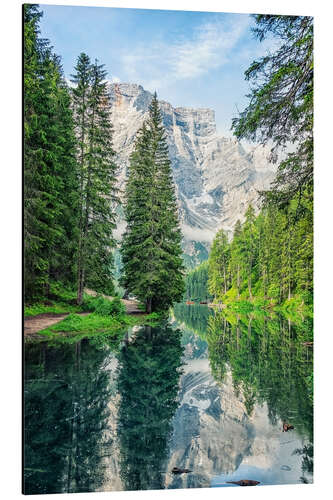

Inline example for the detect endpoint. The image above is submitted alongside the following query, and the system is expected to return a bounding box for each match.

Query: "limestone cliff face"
[165,356,304,489]
[109,83,276,265]
[98,329,307,492]
[165,362,255,489]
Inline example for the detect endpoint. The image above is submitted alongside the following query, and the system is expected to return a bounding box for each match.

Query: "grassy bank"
[37,310,162,344]
[25,284,166,342]
[24,283,139,318]
[24,284,88,317]
[211,287,313,319]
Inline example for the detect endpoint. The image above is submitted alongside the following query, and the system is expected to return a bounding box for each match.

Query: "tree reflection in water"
[24,307,314,492]
[173,303,314,484]
[24,337,120,494]
[206,311,313,482]
[117,323,184,490]
[173,302,213,337]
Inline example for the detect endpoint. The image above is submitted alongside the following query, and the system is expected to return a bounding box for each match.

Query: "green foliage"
[208,200,313,309]
[120,93,185,312]
[24,6,118,306]
[226,15,313,322]
[24,283,81,316]
[24,302,78,317]
[71,54,118,303]
[24,4,79,300]
[184,260,212,301]
[84,296,126,316]
[232,15,313,209]
[117,324,184,490]
[208,229,230,299]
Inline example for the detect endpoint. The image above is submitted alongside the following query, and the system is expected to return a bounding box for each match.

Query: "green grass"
[24,286,127,318]
[24,301,82,317]
[36,310,163,342]
[214,286,312,320]
[40,312,127,335]
[25,283,81,317]
[276,295,313,318]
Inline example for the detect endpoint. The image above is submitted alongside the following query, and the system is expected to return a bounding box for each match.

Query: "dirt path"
[24,313,69,337]
[24,290,144,337]
[24,312,90,337]
[121,298,144,314]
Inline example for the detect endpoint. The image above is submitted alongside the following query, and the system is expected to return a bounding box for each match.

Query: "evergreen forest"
[186,15,313,314]
[23,7,314,494]
[24,6,313,316]
[24,4,184,314]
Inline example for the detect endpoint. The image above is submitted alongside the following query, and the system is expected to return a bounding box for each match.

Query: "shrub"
[223,287,238,303]
[82,295,126,316]
[82,295,100,312]
[48,282,76,302]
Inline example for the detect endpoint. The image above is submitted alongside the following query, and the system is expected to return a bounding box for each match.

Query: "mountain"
[109,83,276,267]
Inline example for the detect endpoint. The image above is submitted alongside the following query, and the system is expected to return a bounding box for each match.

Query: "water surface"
[24,304,313,494]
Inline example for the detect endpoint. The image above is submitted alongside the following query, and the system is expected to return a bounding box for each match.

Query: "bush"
[95,296,126,316]
[48,282,76,302]
[81,295,100,312]
[223,287,238,303]
[82,295,126,316]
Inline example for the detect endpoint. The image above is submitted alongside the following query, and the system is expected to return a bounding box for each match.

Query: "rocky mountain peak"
[109,82,276,266]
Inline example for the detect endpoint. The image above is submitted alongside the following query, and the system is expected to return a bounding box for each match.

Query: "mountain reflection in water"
[24,304,313,494]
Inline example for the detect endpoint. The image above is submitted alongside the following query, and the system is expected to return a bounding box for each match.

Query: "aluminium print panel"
[23,1,313,495]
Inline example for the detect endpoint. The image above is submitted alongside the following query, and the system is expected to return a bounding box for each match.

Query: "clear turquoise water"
[24,305,313,494]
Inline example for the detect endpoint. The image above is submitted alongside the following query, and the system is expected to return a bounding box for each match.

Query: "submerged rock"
[226,479,260,486]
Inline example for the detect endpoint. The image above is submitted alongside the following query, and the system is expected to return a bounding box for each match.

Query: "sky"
[39,4,277,137]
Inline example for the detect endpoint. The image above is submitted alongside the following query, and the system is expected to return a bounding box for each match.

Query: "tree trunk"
[77,267,85,305]
[223,262,227,295]
[248,259,252,300]
[146,297,152,314]
[237,265,240,299]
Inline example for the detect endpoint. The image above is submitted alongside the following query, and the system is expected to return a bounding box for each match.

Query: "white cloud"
[121,16,251,91]
[109,76,121,84]
[65,77,75,88]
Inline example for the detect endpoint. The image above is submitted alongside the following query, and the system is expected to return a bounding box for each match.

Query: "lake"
[24,304,313,494]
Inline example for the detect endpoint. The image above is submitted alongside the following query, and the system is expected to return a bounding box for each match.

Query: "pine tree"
[228,15,313,307]
[185,261,212,302]
[242,205,258,299]
[232,15,313,209]
[207,200,312,305]
[229,220,244,299]
[24,4,78,300]
[208,229,230,300]
[121,93,184,312]
[71,55,118,303]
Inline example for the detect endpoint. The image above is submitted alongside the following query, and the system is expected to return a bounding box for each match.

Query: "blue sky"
[39,4,276,136]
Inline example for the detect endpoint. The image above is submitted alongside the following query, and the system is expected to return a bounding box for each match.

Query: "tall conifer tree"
[121,94,184,312]
[208,229,230,299]
[71,55,118,303]
[232,15,313,210]
[24,4,78,300]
